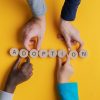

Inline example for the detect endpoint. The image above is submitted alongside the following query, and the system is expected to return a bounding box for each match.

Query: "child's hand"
[4,57,33,93]
[23,16,46,51]
[57,55,74,83]
[59,19,84,51]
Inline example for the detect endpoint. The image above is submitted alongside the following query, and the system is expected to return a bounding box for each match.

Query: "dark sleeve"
[61,0,81,21]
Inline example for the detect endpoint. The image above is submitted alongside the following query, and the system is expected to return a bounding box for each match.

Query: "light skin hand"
[57,55,74,83]
[59,18,84,52]
[4,57,33,93]
[23,15,46,51]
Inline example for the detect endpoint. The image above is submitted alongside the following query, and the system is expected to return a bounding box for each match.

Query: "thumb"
[37,35,43,50]
[13,57,21,71]
[78,40,84,52]
[64,34,72,51]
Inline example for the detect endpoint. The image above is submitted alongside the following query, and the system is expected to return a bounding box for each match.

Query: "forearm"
[57,82,79,100]
[61,0,81,21]
[27,0,46,17]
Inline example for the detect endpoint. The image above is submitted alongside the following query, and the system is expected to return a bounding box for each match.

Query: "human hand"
[59,19,84,52]
[57,55,74,83]
[23,16,46,51]
[4,57,33,93]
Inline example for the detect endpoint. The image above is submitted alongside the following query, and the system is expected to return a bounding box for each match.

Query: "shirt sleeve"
[27,0,47,17]
[0,91,13,100]
[57,82,79,100]
[61,0,81,21]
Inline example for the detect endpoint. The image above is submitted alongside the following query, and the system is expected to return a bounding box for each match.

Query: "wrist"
[4,84,16,93]
[32,15,46,22]
[57,78,69,83]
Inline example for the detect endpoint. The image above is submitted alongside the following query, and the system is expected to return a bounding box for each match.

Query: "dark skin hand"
[4,57,33,93]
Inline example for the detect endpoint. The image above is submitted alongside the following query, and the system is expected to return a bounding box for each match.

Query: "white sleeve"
[0,91,13,100]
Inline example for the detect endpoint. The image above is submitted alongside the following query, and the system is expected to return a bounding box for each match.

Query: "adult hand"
[4,57,33,93]
[59,19,84,52]
[57,55,74,83]
[23,16,46,51]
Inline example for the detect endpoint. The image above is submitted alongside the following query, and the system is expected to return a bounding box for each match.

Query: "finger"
[22,63,33,73]
[64,54,70,65]
[67,54,70,64]
[75,37,84,51]
[26,57,30,64]
[13,57,21,71]
[21,63,31,73]
[21,57,30,70]
[72,36,84,51]
[28,72,33,78]
[66,41,72,52]
[37,35,43,50]
[57,57,62,69]
[27,64,33,73]
[78,41,84,52]
[24,72,33,80]
[25,64,33,75]
[71,40,77,45]
[64,34,72,51]
[24,37,31,51]
[57,34,64,41]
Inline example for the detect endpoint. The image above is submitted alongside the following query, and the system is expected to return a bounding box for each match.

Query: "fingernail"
[68,48,71,52]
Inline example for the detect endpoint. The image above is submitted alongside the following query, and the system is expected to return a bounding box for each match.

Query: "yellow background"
[0,0,100,100]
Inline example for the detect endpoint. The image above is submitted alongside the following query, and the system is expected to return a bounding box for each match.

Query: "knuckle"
[24,73,31,79]
[21,70,26,77]
[25,75,30,79]
[20,69,32,79]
